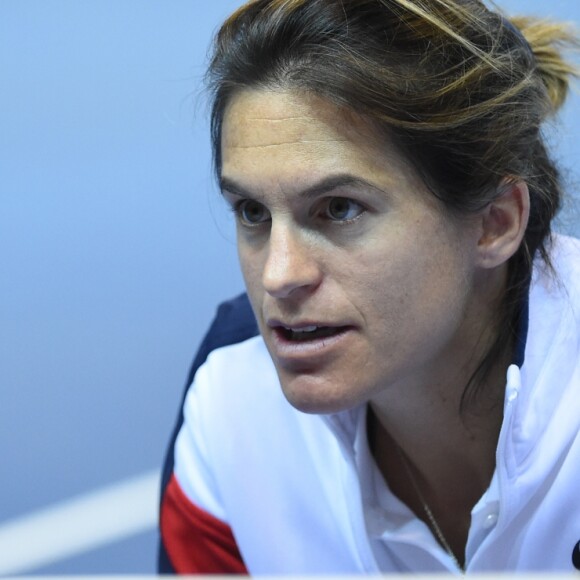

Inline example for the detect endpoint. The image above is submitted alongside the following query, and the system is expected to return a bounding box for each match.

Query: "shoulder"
[521,233,580,406]
[544,233,580,287]
[160,293,264,513]
[530,233,580,316]
[158,293,271,573]
[520,233,580,445]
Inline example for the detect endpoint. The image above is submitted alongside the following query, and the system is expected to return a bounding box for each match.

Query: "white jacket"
[159,234,580,574]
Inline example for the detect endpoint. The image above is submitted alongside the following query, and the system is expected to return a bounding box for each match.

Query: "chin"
[279,376,362,416]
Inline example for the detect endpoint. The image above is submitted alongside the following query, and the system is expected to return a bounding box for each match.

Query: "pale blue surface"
[0,0,578,574]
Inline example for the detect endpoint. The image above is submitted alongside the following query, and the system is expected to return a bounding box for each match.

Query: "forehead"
[222,89,358,148]
[220,89,424,198]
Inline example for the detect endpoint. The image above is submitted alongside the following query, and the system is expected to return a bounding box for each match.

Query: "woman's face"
[220,89,487,414]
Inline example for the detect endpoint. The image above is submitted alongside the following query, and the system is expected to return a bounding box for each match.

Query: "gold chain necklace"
[395,445,465,573]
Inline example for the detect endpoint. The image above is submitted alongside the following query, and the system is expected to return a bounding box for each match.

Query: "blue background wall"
[0,0,578,574]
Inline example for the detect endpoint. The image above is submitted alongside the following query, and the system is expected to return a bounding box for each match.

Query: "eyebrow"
[219,173,386,199]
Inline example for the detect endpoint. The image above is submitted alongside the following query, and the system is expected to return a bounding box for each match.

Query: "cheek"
[237,241,264,302]
[406,252,475,353]
[350,224,474,332]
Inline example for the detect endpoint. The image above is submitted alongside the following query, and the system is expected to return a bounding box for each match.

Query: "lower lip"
[269,327,354,366]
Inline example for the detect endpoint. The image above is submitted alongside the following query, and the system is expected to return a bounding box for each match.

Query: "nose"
[262,223,322,298]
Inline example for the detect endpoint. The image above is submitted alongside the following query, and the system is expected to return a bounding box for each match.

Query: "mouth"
[266,319,355,365]
[277,325,347,342]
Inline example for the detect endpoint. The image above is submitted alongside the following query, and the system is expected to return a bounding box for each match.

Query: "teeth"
[296,325,318,333]
[283,325,341,341]
[283,324,318,332]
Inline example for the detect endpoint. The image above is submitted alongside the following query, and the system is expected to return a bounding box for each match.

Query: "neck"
[367,358,508,569]
[369,369,506,482]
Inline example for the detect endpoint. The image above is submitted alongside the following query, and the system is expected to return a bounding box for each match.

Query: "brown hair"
[207,0,578,406]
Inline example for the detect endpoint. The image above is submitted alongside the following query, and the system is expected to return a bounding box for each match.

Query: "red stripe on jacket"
[160,473,248,574]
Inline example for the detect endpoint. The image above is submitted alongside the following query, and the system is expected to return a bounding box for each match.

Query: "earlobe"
[476,180,530,269]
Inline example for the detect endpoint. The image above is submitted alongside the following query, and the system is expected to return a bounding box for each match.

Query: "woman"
[159,0,580,573]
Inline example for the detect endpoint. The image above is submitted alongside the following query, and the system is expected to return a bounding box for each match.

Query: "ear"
[476,180,530,269]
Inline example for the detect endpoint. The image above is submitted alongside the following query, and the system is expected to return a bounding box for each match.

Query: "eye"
[324,197,365,222]
[236,199,271,225]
